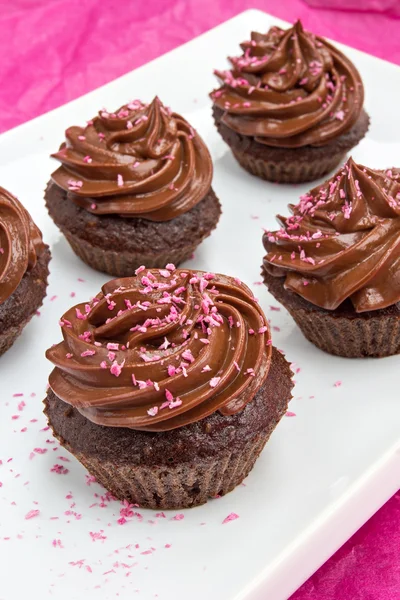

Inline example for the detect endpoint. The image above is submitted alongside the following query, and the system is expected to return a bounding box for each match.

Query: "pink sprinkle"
[135,265,146,275]
[182,349,195,363]
[285,411,296,417]
[81,350,96,357]
[25,509,40,520]
[258,326,268,334]
[110,360,125,377]
[83,155,92,163]
[169,398,182,409]
[147,406,158,417]
[335,110,345,121]
[210,377,221,388]
[51,464,69,475]
[165,389,174,402]
[171,514,184,521]
[334,380,342,387]
[75,308,86,320]
[222,513,239,524]
[107,343,119,350]
[89,530,107,542]
[201,365,212,373]
[117,174,124,187]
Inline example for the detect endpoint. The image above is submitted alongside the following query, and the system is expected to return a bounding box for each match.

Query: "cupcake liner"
[264,269,400,358]
[63,231,198,277]
[285,305,400,358]
[213,105,369,185]
[232,148,345,184]
[44,347,293,510]
[0,248,51,357]
[0,318,30,358]
[263,268,400,358]
[71,434,268,509]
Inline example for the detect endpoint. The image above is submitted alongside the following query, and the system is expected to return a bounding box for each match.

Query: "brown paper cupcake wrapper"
[64,231,198,277]
[232,148,345,184]
[0,318,31,358]
[0,248,50,357]
[285,305,400,358]
[71,434,268,510]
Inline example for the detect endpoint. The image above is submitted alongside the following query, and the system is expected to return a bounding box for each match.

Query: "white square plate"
[0,10,399,600]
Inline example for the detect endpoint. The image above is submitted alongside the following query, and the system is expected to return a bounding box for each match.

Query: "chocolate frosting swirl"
[50,97,213,221]
[46,267,272,431]
[263,158,400,312]
[211,21,364,148]
[0,187,46,305]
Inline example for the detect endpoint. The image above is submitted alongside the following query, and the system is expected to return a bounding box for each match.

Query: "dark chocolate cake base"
[263,268,400,358]
[213,106,370,184]
[44,347,293,509]
[45,182,222,276]
[0,248,51,357]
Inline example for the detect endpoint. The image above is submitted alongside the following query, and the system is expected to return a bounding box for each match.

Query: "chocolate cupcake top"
[211,21,364,149]
[263,158,400,312]
[0,187,46,304]
[50,97,213,221]
[46,267,272,431]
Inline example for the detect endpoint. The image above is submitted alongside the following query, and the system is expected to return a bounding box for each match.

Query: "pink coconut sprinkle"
[209,377,221,388]
[25,509,40,520]
[222,513,239,524]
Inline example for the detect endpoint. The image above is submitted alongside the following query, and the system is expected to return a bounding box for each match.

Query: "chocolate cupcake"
[0,187,50,356]
[46,97,221,276]
[262,158,400,357]
[44,267,293,509]
[211,21,369,184]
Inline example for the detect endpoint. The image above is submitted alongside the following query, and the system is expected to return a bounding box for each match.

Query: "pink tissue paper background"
[1,1,399,598]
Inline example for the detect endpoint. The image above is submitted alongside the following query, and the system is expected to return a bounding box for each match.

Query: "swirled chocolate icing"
[0,187,46,305]
[263,158,400,312]
[211,21,364,148]
[50,97,213,221]
[46,267,272,431]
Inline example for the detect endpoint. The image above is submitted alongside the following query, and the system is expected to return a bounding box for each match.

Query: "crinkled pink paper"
[0,1,399,598]
[0,0,399,132]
